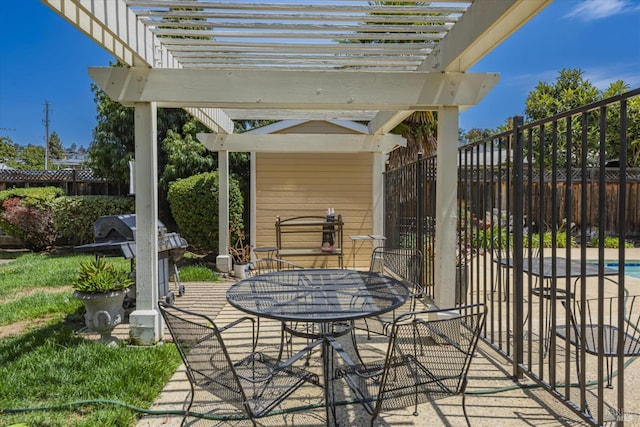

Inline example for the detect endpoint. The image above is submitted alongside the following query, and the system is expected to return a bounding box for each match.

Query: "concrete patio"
[88,276,600,427]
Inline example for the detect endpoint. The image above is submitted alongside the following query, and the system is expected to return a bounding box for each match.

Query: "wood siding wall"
[255,152,375,269]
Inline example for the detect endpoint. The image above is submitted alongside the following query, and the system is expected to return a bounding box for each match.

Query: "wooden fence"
[0,169,128,196]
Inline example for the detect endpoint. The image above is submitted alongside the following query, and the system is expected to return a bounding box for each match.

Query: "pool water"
[601,261,640,279]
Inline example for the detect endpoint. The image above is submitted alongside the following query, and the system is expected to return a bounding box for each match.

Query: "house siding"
[255,151,375,269]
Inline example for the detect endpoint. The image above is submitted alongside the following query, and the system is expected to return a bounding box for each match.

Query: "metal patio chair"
[358,246,424,337]
[245,257,301,277]
[334,303,486,426]
[555,294,640,388]
[490,234,542,302]
[158,302,319,426]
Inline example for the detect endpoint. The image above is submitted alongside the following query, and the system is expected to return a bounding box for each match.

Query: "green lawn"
[0,251,219,426]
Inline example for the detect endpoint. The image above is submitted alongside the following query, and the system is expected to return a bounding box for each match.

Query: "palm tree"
[387,111,438,169]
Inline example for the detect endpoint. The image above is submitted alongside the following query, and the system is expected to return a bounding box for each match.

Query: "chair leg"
[181,383,196,427]
[461,393,471,427]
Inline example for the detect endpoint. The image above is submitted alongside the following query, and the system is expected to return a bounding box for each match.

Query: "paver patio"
[88,278,595,427]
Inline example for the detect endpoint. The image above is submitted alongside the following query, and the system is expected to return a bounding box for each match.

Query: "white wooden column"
[216,150,232,272]
[249,152,257,256]
[129,102,161,344]
[434,106,459,308]
[372,152,385,237]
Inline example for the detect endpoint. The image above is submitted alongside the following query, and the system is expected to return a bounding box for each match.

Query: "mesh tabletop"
[226,268,409,323]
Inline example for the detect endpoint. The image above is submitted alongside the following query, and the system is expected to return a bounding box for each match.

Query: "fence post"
[417,152,424,287]
[512,116,524,378]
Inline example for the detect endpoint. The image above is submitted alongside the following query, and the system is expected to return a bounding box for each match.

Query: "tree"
[89,82,135,182]
[525,69,600,122]
[18,145,45,170]
[387,111,438,169]
[522,68,638,167]
[463,128,494,144]
[48,131,65,160]
[0,136,18,163]
[159,119,216,192]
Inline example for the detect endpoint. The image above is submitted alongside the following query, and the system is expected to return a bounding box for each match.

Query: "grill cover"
[74,214,187,259]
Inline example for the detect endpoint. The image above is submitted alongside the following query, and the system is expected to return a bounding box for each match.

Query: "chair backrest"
[492,233,541,262]
[370,247,423,307]
[565,295,640,356]
[246,257,302,277]
[375,303,486,417]
[157,302,247,412]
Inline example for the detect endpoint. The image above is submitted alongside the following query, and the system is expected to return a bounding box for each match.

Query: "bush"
[0,187,64,250]
[591,236,635,248]
[168,171,244,253]
[52,195,135,245]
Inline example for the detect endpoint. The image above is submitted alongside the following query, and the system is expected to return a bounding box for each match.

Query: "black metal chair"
[491,234,542,302]
[358,246,424,337]
[334,304,486,426]
[245,258,303,359]
[245,257,301,277]
[555,295,640,388]
[158,302,319,426]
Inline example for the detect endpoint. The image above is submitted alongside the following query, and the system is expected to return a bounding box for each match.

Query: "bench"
[275,215,344,268]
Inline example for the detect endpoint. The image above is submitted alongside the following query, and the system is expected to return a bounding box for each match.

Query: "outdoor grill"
[74,214,188,304]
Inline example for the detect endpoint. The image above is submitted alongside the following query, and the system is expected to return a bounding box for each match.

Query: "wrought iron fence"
[384,87,640,426]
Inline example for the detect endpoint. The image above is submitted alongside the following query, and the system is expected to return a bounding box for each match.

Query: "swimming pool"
[600,261,640,279]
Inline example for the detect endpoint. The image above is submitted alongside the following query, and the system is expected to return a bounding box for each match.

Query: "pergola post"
[372,152,386,238]
[216,150,232,272]
[434,106,459,308]
[129,102,161,345]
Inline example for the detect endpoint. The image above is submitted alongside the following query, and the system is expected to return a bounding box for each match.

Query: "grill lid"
[94,214,167,242]
[74,214,187,259]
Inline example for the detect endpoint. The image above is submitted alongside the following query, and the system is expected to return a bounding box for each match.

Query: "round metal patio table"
[226,268,409,426]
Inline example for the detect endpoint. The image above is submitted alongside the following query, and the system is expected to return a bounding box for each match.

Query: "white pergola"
[43,0,551,344]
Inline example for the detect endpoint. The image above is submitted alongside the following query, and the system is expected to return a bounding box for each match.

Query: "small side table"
[349,235,386,269]
[252,246,278,260]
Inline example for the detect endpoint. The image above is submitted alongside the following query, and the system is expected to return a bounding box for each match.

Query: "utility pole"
[43,101,51,170]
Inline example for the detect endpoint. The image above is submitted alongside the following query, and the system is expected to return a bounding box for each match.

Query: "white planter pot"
[234,263,248,279]
[73,289,128,342]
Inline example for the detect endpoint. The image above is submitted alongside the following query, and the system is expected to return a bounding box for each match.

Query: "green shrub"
[0,187,64,250]
[52,195,135,245]
[591,236,635,248]
[168,171,244,252]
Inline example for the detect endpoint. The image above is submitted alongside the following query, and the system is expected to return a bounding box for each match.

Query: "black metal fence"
[384,87,640,426]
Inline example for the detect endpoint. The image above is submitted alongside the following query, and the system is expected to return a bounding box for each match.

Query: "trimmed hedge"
[168,171,244,253]
[0,188,135,249]
[52,195,135,246]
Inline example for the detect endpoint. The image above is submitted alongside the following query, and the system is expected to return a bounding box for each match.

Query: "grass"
[179,264,220,281]
[0,251,221,426]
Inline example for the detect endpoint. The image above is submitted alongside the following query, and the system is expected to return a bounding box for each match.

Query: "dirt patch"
[0,286,71,305]
[0,315,58,339]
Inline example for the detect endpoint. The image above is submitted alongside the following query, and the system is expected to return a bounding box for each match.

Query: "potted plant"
[72,257,133,342]
[229,224,251,279]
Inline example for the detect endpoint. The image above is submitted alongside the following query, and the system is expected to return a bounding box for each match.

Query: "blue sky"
[1,0,639,149]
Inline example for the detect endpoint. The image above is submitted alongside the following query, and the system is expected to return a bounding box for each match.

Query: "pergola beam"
[419,0,552,72]
[42,0,234,133]
[89,67,499,112]
[198,133,405,154]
